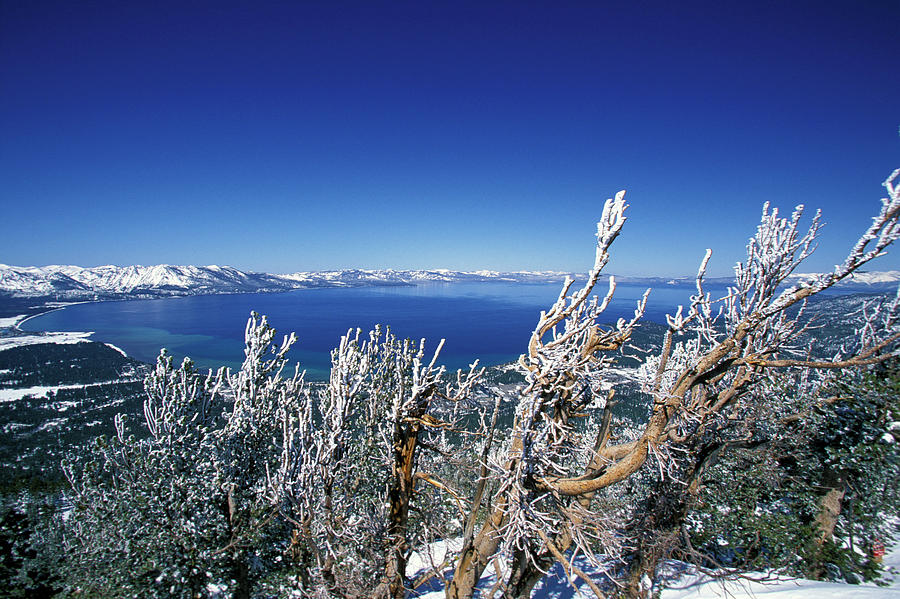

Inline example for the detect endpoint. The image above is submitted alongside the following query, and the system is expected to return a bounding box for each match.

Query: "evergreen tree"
[687,360,900,584]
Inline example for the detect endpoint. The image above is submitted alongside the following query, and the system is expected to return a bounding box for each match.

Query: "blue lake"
[22,282,722,379]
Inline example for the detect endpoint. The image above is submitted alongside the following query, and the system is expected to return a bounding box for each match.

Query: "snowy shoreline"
[0,302,131,356]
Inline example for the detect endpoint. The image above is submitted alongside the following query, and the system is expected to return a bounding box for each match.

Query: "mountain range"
[1,263,897,300]
[0,264,573,299]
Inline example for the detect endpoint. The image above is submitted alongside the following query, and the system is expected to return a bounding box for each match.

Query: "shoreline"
[103,342,129,357]
[0,302,138,364]
[1,285,891,375]
[0,301,110,354]
[15,300,96,332]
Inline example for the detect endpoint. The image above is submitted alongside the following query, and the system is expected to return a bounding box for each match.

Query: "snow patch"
[401,537,900,598]
[0,331,93,351]
[0,379,140,403]
[660,573,900,598]
[0,315,27,328]
[34,418,66,432]
[104,342,128,357]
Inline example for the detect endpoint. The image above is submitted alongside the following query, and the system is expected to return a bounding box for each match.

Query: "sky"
[1,0,898,277]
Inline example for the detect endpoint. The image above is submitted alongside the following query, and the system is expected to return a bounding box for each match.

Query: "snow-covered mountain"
[280,268,574,286]
[2,263,897,300]
[0,264,575,299]
[790,269,900,286]
[0,264,293,298]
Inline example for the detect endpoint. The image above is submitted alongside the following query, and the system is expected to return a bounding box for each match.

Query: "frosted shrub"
[57,315,304,598]
[59,353,231,598]
[270,326,484,598]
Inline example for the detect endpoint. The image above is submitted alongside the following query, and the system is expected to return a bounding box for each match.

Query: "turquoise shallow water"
[21,282,717,379]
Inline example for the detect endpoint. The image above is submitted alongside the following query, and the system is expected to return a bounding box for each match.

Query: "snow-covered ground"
[0,312,98,351]
[405,539,900,598]
[0,314,27,328]
[0,313,139,402]
[0,379,139,404]
[0,330,93,351]
[660,566,900,599]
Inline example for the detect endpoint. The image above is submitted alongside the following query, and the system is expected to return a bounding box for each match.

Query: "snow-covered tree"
[269,326,485,598]
[683,357,900,584]
[55,314,303,598]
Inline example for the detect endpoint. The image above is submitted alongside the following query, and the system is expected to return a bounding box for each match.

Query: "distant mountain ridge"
[0,264,576,299]
[1,263,897,300]
[611,270,900,288]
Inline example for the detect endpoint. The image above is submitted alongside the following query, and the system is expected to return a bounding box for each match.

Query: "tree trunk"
[446,504,505,599]
[809,469,846,579]
[231,550,251,599]
[814,478,846,545]
[376,424,421,599]
[620,442,730,598]
[505,552,548,599]
[501,548,541,599]
[220,491,252,599]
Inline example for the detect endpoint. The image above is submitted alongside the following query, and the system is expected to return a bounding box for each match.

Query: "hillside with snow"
[405,536,900,598]
[2,263,898,301]
[0,263,574,299]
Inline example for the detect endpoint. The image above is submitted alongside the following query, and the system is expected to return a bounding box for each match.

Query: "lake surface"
[23,282,720,379]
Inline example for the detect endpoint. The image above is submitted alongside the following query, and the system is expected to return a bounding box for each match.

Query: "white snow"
[0,263,582,298]
[788,270,900,286]
[404,538,900,599]
[104,342,128,357]
[0,314,27,328]
[661,572,900,598]
[34,418,66,432]
[0,331,93,351]
[2,262,897,300]
[0,379,138,403]
[0,384,79,403]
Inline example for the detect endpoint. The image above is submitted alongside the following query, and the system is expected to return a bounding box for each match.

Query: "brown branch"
[536,528,607,599]
[402,414,454,429]
[460,392,503,562]
[781,395,848,425]
[746,354,896,369]
[414,472,470,519]
[742,332,900,369]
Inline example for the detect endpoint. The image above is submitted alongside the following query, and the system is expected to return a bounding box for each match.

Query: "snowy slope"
[2,263,898,300]
[1,264,293,296]
[0,263,296,297]
[0,265,91,296]
[407,538,900,598]
[0,263,574,299]
[660,576,900,598]
[280,268,571,286]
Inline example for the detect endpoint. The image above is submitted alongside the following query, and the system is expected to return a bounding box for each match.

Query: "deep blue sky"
[1,0,898,277]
